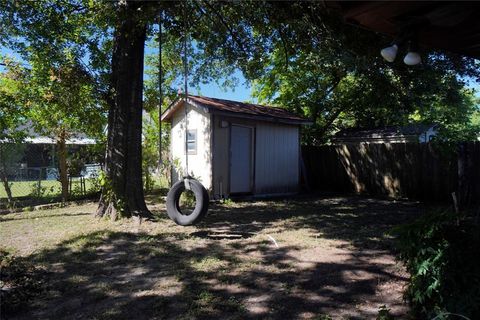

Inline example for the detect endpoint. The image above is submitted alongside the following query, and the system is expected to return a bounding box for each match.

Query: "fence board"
[302,142,479,205]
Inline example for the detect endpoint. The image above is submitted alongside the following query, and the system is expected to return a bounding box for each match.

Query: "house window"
[186,129,197,154]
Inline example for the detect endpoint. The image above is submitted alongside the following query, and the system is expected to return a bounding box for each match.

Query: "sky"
[0,47,17,71]
[1,45,478,103]
[191,69,253,102]
[144,39,255,103]
[1,45,254,103]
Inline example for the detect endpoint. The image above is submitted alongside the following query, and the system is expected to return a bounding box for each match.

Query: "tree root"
[95,196,153,221]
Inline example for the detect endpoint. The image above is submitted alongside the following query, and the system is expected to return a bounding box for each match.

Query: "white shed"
[161,95,311,199]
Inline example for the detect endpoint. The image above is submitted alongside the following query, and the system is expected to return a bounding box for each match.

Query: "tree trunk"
[96,0,152,219]
[1,169,13,205]
[57,132,69,203]
[0,144,23,206]
[0,146,13,205]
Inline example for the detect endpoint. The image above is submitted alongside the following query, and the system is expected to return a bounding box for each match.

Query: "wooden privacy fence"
[302,142,480,206]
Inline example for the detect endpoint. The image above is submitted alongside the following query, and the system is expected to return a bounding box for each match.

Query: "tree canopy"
[0,58,27,142]
[3,1,477,144]
[1,0,479,216]
[177,1,480,143]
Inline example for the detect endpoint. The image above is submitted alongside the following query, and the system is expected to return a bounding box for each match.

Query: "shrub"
[0,249,44,316]
[28,182,48,198]
[376,305,394,320]
[392,210,480,319]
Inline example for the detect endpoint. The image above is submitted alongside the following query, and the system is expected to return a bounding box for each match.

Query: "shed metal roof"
[161,95,312,125]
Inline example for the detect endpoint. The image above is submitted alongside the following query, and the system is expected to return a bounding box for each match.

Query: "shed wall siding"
[254,123,299,194]
[211,116,300,197]
[170,103,212,189]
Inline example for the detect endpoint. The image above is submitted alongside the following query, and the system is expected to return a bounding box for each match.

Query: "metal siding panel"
[254,123,299,194]
[211,117,300,196]
[230,125,253,193]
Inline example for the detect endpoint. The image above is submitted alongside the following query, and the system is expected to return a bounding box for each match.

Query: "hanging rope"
[183,0,189,176]
[158,10,163,172]
[164,0,209,226]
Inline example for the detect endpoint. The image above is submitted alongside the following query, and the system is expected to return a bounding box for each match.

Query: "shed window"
[186,129,197,154]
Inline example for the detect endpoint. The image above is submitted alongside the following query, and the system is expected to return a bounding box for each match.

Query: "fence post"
[37,175,42,198]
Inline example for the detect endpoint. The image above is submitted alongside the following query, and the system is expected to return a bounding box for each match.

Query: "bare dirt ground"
[0,194,422,319]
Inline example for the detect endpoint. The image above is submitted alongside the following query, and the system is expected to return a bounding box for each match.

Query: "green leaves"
[393,210,480,319]
[0,58,27,142]
[179,2,480,144]
[2,0,478,149]
[22,54,106,142]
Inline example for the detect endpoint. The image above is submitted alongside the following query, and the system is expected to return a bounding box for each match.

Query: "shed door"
[230,125,253,193]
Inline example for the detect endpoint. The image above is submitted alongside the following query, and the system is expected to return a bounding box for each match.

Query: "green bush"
[392,210,480,319]
[0,249,44,316]
[376,305,394,320]
[28,182,49,198]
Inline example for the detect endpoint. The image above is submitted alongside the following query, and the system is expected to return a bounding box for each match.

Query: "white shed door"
[230,125,253,193]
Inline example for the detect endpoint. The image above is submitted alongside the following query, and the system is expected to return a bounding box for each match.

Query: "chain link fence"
[0,142,103,209]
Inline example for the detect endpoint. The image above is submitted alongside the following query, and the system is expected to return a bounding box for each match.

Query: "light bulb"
[403,52,421,65]
[380,44,398,62]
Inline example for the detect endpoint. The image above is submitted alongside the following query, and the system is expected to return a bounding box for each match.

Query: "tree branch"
[196,0,249,57]
[316,73,349,136]
[277,26,289,70]
[311,73,344,122]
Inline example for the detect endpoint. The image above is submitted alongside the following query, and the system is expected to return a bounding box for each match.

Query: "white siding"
[254,123,299,194]
[171,109,301,197]
[170,102,212,189]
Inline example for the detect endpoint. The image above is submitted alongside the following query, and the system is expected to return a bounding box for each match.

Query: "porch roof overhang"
[329,1,480,58]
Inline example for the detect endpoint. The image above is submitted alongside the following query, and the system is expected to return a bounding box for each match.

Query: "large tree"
[23,54,105,202]
[182,1,480,144]
[0,0,157,217]
[2,0,478,218]
[95,1,157,219]
[1,0,221,218]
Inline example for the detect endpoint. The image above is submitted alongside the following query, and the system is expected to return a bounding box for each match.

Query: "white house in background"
[2,121,97,145]
[331,124,439,144]
[161,95,311,199]
[1,121,98,181]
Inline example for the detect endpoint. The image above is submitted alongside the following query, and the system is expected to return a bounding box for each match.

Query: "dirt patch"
[0,195,421,319]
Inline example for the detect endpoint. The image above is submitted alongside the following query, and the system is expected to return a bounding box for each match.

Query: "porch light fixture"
[380,25,422,66]
[380,42,421,65]
[403,39,421,65]
[403,51,421,65]
[380,44,398,62]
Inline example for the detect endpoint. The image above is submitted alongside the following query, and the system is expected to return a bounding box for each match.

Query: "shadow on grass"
[12,230,403,320]
[9,195,419,319]
[193,195,421,251]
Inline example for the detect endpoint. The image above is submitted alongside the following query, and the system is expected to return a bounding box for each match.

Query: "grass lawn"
[0,194,421,319]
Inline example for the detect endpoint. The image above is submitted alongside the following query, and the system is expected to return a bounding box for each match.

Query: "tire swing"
[160,5,209,226]
[166,178,209,226]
